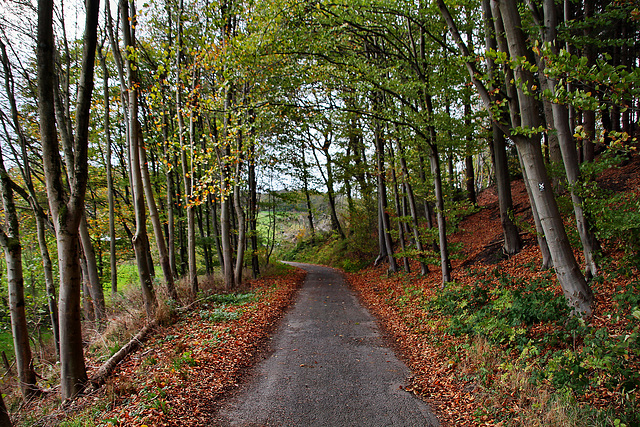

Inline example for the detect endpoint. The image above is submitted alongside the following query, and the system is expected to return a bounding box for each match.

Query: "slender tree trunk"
[167,156,178,278]
[418,156,437,252]
[175,2,199,295]
[121,0,156,317]
[0,153,38,398]
[534,0,600,278]
[220,182,234,283]
[396,139,428,274]
[233,178,246,286]
[389,144,410,273]
[221,176,234,288]
[35,212,59,359]
[209,196,225,272]
[248,160,260,278]
[464,104,477,205]
[303,171,315,238]
[197,206,212,275]
[184,99,199,295]
[424,86,451,283]
[481,0,522,255]
[100,52,118,294]
[429,145,451,284]
[79,217,105,321]
[492,125,522,254]
[374,118,397,272]
[324,150,345,239]
[139,124,179,301]
[233,127,247,286]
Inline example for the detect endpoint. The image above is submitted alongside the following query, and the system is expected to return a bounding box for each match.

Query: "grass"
[0,330,14,359]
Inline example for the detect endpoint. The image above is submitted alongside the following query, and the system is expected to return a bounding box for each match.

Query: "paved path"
[216,262,439,426]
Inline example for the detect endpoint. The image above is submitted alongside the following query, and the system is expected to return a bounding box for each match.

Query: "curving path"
[215,262,439,426]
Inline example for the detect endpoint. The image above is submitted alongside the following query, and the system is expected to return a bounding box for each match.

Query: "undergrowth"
[427,262,640,426]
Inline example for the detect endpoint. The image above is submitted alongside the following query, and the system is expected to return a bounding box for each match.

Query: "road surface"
[215,262,439,426]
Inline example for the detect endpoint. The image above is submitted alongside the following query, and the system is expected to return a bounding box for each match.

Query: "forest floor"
[15,153,640,426]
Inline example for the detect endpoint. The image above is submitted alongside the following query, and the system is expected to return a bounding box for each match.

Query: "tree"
[0,147,38,398]
[120,0,158,317]
[437,0,594,315]
[37,0,101,400]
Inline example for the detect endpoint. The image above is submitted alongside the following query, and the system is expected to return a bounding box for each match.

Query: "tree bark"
[396,139,428,275]
[374,119,397,273]
[38,0,100,400]
[176,0,199,296]
[429,145,451,284]
[248,149,260,278]
[481,0,522,256]
[464,104,477,205]
[100,51,118,295]
[121,0,157,317]
[497,0,593,314]
[234,132,247,286]
[0,392,10,427]
[0,152,38,398]
[533,0,600,278]
[389,143,410,273]
[79,217,106,321]
[139,125,180,301]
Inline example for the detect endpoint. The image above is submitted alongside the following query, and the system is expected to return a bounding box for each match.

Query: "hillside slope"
[347,153,640,426]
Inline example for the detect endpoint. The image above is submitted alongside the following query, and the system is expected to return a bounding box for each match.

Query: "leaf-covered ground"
[29,268,305,426]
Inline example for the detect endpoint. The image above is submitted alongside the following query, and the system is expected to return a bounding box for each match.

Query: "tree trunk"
[492,125,522,255]
[301,151,315,239]
[0,153,38,398]
[464,104,477,205]
[220,164,234,289]
[209,196,225,273]
[35,212,59,359]
[38,0,100,400]
[167,157,178,278]
[324,149,345,239]
[480,0,522,255]
[175,0,198,296]
[197,206,213,275]
[429,145,451,284]
[396,139,428,275]
[389,144,410,273]
[100,52,118,294]
[234,127,247,286]
[497,0,593,314]
[375,119,397,273]
[535,0,600,278]
[248,152,260,278]
[234,178,246,286]
[139,125,179,301]
[79,217,106,321]
[121,0,157,317]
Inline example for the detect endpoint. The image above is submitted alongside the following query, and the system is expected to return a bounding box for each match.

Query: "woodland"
[0,0,638,425]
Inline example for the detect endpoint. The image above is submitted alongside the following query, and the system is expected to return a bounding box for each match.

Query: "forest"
[0,0,638,425]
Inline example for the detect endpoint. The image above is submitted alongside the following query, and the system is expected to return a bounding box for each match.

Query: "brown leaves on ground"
[59,268,305,427]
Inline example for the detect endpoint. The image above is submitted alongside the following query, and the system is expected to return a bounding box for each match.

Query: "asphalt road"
[215,262,439,426]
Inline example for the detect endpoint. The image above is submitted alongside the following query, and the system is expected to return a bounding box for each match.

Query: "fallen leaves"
[74,268,305,426]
